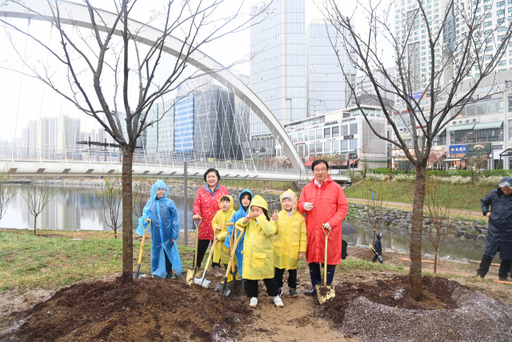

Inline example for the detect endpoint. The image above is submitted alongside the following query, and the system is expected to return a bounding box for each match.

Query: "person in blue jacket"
[477,176,512,281]
[136,180,182,279]
[225,189,253,279]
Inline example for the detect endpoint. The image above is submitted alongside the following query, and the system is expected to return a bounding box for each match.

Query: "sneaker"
[212,266,223,278]
[277,287,283,298]
[289,288,298,298]
[249,297,258,308]
[274,296,284,307]
[499,277,509,282]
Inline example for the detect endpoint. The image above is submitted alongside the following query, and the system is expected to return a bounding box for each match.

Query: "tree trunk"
[434,249,438,274]
[410,164,427,301]
[33,215,37,236]
[122,145,135,278]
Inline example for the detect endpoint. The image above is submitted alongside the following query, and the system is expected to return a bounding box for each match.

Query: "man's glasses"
[313,168,327,172]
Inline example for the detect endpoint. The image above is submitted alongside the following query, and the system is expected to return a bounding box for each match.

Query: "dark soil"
[6,274,252,342]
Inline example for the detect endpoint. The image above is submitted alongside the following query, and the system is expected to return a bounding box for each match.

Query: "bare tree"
[322,154,346,172]
[423,176,457,273]
[1,0,270,278]
[0,169,16,221]
[91,176,122,239]
[324,0,512,300]
[358,145,373,178]
[22,179,54,236]
[365,177,386,246]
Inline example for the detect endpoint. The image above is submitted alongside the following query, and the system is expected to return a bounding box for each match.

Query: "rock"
[476,235,487,242]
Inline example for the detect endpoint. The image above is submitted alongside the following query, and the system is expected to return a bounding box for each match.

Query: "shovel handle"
[223,224,245,278]
[323,228,331,287]
[137,219,151,265]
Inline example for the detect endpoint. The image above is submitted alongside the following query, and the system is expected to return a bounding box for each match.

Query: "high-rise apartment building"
[307,19,356,115]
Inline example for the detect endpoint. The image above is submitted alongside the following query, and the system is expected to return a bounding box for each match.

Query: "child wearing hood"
[210,195,236,278]
[136,180,182,279]
[225,189,253,279]
[272,190,307,298]
[237,195,282,308]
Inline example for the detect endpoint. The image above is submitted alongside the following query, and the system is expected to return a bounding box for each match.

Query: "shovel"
[317,226,335,305]
[194,238,218,288]
[133,219,151,279]
[214,225,244,296]
[186,218,201,285]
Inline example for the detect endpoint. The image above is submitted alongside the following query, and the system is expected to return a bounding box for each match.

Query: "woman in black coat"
[477,176,512,281]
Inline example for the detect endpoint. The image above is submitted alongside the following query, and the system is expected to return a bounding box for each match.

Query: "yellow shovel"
[317,226,335,305]
[133,218,151,279]
[186,218,201,285]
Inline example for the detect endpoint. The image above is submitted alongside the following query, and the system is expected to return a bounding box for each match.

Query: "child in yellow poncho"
[271,190,307,298]
[236,195,283,308]
[210,195,236,278]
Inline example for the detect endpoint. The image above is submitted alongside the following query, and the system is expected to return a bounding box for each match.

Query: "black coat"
[374,237,382,255]
[480,176,512,260]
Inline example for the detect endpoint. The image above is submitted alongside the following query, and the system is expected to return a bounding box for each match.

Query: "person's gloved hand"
[304,202,314,211]
[322,223,331,231]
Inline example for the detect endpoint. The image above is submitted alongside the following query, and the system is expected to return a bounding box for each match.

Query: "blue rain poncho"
[480,176,512,260]
[224,189,253,277]
[136,180,182,278]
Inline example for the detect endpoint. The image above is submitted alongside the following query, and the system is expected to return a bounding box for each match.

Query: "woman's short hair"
[311,159,329,171]
[203,168,221,182]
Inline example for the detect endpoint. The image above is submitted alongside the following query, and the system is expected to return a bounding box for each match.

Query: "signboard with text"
[449,144,467,154]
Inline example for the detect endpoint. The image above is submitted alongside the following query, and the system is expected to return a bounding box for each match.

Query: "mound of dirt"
[6,274,253,342]
[319,275,512,341]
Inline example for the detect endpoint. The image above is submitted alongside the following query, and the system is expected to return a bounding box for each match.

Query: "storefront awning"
[447,124,475,131]
[473,121,503,130]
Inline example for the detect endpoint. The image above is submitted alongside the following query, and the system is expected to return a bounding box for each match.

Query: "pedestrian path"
[346,198,484,220]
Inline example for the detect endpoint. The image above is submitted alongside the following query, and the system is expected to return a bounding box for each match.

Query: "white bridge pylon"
[0,0,307,175]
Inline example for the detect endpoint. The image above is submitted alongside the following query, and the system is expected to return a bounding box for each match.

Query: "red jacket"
[193,184,229,240]
[298,175,348,265]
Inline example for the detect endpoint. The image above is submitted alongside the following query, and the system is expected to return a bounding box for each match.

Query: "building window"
[509,120,512,140]
[332,125,339,138]
[350,121,358,135]
[324,127,331,139]
[341,139,348,151]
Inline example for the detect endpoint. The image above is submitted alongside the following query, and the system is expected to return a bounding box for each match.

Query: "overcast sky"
[0,0,385,143]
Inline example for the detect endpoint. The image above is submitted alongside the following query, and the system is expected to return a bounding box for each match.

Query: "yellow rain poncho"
[274,189,307,270]
[236,195,277,280]
[210,195,235,265]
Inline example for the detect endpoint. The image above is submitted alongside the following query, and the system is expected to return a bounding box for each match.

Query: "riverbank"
[2,228,512,342]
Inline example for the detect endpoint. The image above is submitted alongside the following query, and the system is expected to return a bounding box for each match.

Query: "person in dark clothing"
[342,240,348,260]
[371,233,383,264]
[477,176,512,281]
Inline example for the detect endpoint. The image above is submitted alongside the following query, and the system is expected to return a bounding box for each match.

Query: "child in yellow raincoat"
[236,195,283,308]
[271,190,307,298]
[210,195,236,278]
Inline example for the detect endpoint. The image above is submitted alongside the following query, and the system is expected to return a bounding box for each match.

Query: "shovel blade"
[194,277,211,288]
[316,284,335,305]
[214,279,234,296]
[133,272,147,279]
[186,269,197,285]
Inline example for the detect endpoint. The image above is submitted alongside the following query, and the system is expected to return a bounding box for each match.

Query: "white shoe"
[274,296,284,307]
[249,297,258,308]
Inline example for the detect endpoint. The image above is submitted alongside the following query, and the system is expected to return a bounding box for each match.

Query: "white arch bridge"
[0,0,351,185]
[0,147,351,184]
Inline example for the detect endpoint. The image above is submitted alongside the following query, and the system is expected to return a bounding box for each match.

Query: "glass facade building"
[146,99,174,154]
[250,0,307,139]
[174,95,194,153]
[307,19,355,115]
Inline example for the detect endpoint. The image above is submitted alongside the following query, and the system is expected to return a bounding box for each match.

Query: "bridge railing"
[0,146,350,177]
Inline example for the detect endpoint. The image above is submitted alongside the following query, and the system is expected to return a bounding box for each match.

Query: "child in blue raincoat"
[225,189,253,279]
[136,180,182,278]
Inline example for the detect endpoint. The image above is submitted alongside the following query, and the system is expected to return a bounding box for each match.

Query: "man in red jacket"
[298,159,349,295]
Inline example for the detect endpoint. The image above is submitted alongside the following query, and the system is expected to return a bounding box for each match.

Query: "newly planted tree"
[324,0,512,299]
[0,169,16,221]
[423,177,463,273]
[22,179,54,236]
[1,0,270,278]
[91,177,122,239]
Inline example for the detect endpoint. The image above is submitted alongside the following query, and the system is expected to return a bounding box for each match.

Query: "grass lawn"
[344,179,495,212]
[0,229,405,292]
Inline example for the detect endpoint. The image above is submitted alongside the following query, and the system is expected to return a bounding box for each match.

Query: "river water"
[1,184,488,261]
